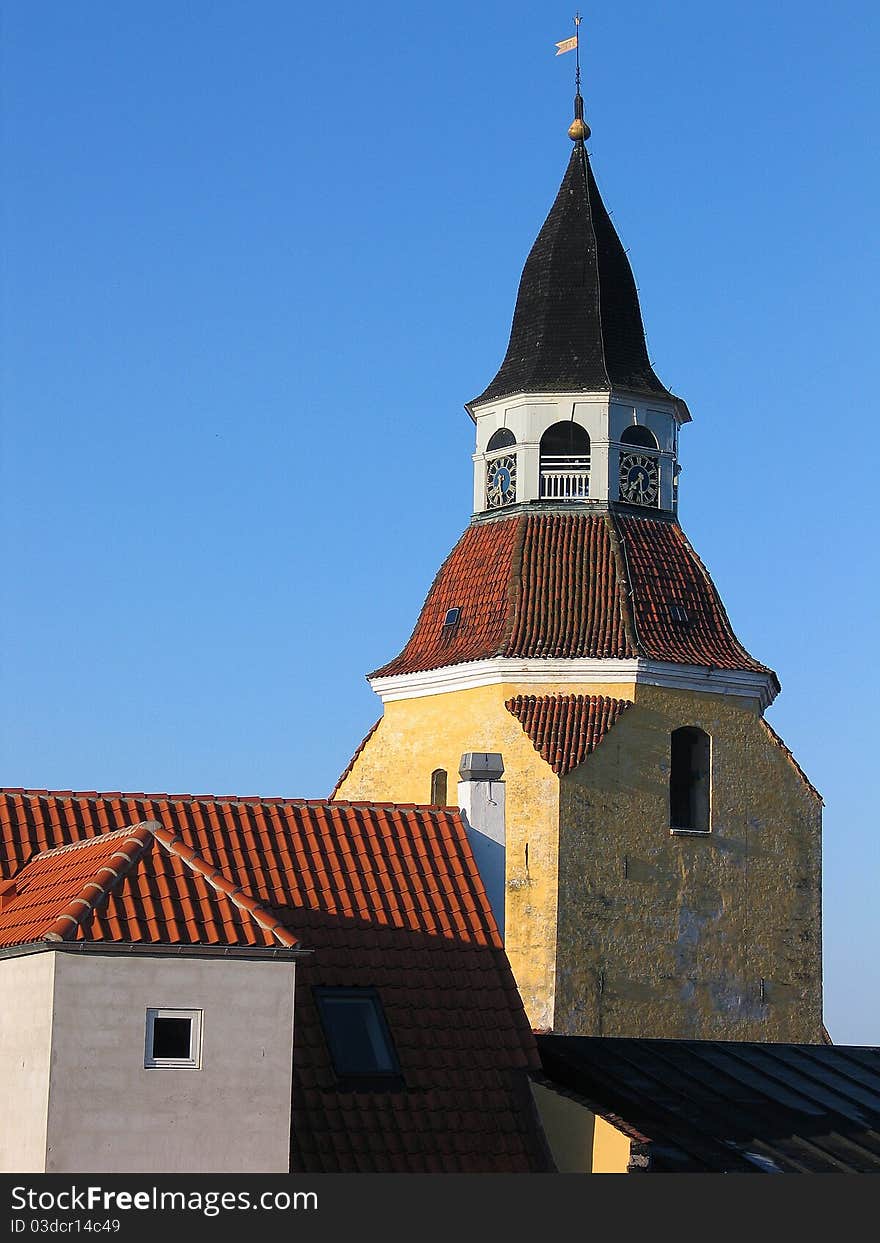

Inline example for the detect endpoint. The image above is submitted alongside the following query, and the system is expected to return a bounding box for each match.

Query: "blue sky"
[2,1,878,1044]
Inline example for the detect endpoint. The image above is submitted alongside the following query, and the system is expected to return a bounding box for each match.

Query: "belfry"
[334,73,822,1042]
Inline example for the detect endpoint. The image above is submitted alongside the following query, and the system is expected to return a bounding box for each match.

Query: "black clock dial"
[486,454,517,508]
[619,453,659,506]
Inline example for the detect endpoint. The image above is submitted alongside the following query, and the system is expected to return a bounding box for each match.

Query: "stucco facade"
[0,948,297,1173]
[335,678,822,1041]
[0,952,55,1172]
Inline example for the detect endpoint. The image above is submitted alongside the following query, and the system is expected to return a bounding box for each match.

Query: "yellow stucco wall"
[592,1116,633,1174]
[334,679,632,1031]
[556,683,823,1041]
[335,678,822,1041]
[529,1081,632,1173]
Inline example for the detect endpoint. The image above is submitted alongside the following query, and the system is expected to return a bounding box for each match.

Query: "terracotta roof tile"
[0,822,291,950]
[0,788,551,1174]
[505,694,632,776]
[507,514,630,659]
[613,513,776,680]
[370,517,525,677]
[372,512,772,684]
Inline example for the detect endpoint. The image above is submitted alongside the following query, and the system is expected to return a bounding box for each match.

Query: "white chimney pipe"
[458,753,505,940]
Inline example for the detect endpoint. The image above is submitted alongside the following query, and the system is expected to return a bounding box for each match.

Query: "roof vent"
[459,753,504,782]
[443,607,461,628]
[667,602,690,625]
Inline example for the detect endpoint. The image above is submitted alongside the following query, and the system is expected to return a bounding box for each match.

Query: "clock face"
[619,453,659,506]
[486,454,517,508]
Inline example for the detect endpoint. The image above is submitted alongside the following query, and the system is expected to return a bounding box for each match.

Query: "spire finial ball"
[568,118,590,142]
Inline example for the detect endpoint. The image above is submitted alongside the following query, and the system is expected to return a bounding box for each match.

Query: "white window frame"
[144,1007,203,1070]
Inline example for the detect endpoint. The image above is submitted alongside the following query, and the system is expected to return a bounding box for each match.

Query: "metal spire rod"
[574,12,581,94]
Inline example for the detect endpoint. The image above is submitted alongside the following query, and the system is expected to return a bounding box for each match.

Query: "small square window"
[145,1008,202,1069]
[314,988,401,1088]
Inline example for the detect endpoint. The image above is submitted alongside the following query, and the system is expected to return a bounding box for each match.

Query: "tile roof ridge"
[149,824,300,948]
[42,822,157,943]
[329,717,382,799]
[499,513,529,656]
[29,823,155,861]
[605,511,642,656]
[2,788,464,816]
[327,798,462,814]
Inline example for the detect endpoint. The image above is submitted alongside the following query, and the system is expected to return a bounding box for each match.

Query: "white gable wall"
[0,952,55,1172]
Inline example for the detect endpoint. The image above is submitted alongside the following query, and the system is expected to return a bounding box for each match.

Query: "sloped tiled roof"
[372,511,774,687]
[0,821,296,950]
[761,719,823,804]
[471,140,678,408]
[0,788,551,1173]
[615,514,771,675]
[329,717,381,799]
[538,1036,880,1173]
[505,694,631,776]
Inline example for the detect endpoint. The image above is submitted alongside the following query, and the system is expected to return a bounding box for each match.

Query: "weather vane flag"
[554,12,581,56]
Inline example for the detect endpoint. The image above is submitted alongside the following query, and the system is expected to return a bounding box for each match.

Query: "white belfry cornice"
[369,657,777,709]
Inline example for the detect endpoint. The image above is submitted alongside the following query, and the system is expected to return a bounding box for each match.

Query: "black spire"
[470,119,679,409]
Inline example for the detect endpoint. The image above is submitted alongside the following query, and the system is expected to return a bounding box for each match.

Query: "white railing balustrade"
[539,455,590,500]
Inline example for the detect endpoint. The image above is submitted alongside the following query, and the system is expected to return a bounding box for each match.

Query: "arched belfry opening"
[539,421,590,500]
[620,424,658,450]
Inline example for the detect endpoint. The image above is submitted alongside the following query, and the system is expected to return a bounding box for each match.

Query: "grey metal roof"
[537,1035,880,1173]
[470,139,676,408]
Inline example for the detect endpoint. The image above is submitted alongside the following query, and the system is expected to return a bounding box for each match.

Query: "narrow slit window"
[670,727,711,832]
[431,768,448,807]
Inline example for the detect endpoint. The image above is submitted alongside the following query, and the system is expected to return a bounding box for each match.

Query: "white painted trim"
[370,657,776,708]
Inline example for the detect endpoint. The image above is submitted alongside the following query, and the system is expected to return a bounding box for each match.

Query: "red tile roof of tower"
[372,512,775,687]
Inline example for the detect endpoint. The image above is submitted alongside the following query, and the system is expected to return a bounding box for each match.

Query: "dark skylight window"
[315,988,400,1082]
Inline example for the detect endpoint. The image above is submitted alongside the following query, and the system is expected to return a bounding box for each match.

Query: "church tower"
[334,82,823,1042]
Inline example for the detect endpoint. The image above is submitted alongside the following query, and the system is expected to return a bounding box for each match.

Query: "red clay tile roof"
[510,513,630,658]
[371,512,774,687]
[372,518,524,677]
[0,788,551,1173]
[614,514,774,678]
[505,694,632,776]
[0,821,297,950]
[329,717,381,799]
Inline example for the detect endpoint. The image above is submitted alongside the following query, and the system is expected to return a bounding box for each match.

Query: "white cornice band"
[370,657,777,709]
